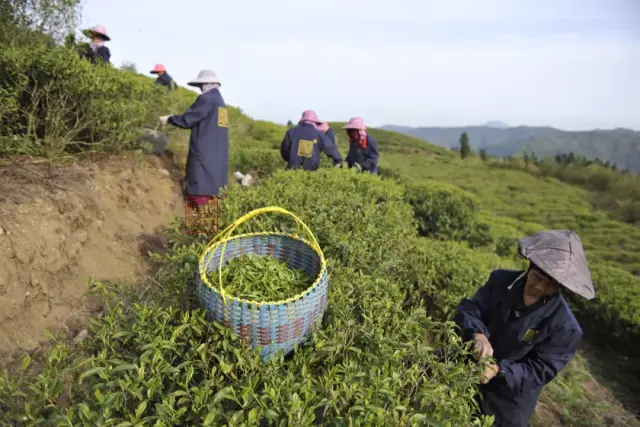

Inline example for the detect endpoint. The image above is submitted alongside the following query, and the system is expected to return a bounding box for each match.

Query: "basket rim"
[198,231,328,306]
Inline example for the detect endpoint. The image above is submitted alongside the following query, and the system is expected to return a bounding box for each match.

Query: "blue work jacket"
[454,269,582,427]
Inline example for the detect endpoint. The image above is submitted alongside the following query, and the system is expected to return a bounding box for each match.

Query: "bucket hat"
[299,110,323,124]
[151,64,167,74]
[187,69,221,87]
[342,117,366,130]
[83,25,110,41]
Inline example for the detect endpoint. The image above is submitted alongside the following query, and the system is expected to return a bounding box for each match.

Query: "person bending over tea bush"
[150,63,177,90]
[454,230,594,427]
[280,110,343,171]
[160,69,229,207]
[80,25,111,65]
[342,117,380,174]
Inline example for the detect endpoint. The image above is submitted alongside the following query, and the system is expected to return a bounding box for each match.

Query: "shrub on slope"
[404,181,479,241]
[389,238,512,319]
[221,169,417,273]
[570,263,640,358]
[0,43,195,157]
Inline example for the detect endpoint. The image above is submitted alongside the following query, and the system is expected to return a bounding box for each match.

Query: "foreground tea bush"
[0,243,492,426]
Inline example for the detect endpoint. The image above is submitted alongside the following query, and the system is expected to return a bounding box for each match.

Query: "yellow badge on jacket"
[297,139,316,158]
[218,107,229,128]
[522,329,539,344]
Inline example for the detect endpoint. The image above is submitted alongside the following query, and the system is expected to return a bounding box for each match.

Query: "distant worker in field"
[81,25,111,65]
[342,117,379,174]
[318,121,337,145]
[280,110,343,171]
[159,69,229,207]
[454,230,594,427]
[150,64,177,90]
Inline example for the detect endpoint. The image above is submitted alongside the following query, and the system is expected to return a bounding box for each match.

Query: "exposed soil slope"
[0,153,183,365]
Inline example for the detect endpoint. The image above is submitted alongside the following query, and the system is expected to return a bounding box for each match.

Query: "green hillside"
[2,6,640,425]
[384,125,640,173]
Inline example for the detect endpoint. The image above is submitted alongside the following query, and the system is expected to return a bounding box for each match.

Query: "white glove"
[159,115,171,125]
[234,171,245,183]
[241,174,254,187]
[335,162,343,168]
[353,162,362,172]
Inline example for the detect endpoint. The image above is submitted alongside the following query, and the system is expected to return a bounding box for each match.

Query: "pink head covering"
[342,117,366,130]
[318,122,330,133]
[85,25,110,41]
[299,110,323,125]
[151,64,167,74]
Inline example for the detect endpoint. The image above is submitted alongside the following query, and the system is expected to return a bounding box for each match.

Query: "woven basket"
[196,206,329,359]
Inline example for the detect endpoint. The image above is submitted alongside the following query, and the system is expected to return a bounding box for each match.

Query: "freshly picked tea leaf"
[208,255,313,301]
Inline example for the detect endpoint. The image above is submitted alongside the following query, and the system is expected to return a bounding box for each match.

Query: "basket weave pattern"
[196,221,329,359]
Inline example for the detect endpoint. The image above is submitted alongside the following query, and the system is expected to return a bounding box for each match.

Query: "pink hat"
[342,117,366,130]
[84,25,110,41]
[299,110,322,124]
[151,64,167,74]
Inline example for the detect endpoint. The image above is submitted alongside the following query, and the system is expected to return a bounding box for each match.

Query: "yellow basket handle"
[201,206,323,303]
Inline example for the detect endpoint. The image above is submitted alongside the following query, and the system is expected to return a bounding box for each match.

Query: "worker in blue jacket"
[280,110,343,171]
[342,117,379,174]
[454,230,595,427]
[318,121,337,146]
[81,25,111,65]
[150,64,177,90]
[159,69,229,207]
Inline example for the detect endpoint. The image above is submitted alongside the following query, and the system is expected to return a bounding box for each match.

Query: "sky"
[80,0,640,130]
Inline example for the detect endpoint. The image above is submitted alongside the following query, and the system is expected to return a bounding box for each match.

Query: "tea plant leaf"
[111,363,137,373]
[78,367,106,385]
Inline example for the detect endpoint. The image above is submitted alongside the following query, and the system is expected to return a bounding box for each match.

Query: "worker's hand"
[335,162,343,168]
[473,333,494,360]
[159,115,171,125]
[353,162,362,172]
[479,363,500,384]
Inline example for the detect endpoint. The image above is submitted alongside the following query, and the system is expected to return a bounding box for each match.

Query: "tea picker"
[81,25,111,65]
[280,110,343,171]
[150,64,177,90]
[342,117,379,174]
[159,69,229,234]
[454,230,595,427]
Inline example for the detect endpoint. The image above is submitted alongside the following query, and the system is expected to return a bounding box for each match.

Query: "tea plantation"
[1,29,640,426]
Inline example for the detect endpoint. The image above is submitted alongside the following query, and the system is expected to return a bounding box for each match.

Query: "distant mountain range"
[382,123,640,173]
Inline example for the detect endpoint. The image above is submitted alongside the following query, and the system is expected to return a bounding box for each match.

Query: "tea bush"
[220,169,417,273]
[570,263,640,358]
[0,43,194,157]
[249,120,285,149]
[404,180,479,241]
[388,238,515,318]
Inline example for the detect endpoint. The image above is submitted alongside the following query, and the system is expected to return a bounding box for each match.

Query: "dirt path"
[0,152,183,365]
